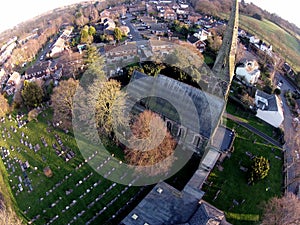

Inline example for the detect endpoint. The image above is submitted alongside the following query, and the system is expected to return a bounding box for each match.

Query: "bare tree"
[51,78,79,129]
[124,110,177,176]
[261,192,300,225]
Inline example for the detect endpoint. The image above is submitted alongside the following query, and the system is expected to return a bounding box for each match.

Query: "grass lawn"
[225,101,275,138]
[202,119,283,225]
[0,107,145,225]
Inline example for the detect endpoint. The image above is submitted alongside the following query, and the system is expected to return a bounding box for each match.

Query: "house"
[49,28,72,57]
[164,8,177,20]
[108,5,127,18]
[149,39,174,56]
[187,35,206,52]
[100,6,126,19]
[7,72,21,86]
[99,9,111,18]
[255,90,284,128]
[24,61,63,81]
[283,62,291,73]
[150,23,168,36]
[260,43,272,52]
[49,37,65,57]
[0,68,8,88]
[25,62,51,80]
[238,29,247,37]
[249,35,260,44]
[128,3,146,13]
[53,68,63,80]
[101,18,116,31]
[188,13,202,24]
[105,42,138,65]
[193,29,211,41]
[5,71,21,96]
[235,60,260,85]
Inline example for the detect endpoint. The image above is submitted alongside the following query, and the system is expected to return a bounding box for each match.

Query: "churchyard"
[0,105,144,225]
[202,119,283,225]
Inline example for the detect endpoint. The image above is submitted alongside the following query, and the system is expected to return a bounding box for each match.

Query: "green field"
[202,119,283,225]
[0,108,144,225]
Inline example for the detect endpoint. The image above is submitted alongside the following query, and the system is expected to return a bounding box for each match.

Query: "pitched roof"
[128,71,224,138]
[256,90,278,111]
[188,35,200,44]
[121,182,201,225]
[187,200,228,225]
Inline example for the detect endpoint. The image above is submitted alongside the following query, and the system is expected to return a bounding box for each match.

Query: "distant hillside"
[190,0,300,71]
[238,15,300,69]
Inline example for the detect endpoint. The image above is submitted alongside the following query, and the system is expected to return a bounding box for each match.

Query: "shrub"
[273,88,281,95]
[248,156,270,184]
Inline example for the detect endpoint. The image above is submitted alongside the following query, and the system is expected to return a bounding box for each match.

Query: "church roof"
[128,71,224,138]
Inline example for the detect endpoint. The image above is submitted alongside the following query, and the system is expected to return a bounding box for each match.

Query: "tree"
[51,78,79,129]
[207,30,223,54]
[273,88,281,95]
[241,93,254,107]
[88,26,96,36]
[261,193,300,225]
[0,94,9,117]
[113,27,122,42]
[248,156,270,183]
[80,26,90,44]
[12,89,23,109]
[80,25,94,44]
[28,109,40,122]
[84,45,99,65]
[124,110,177,176]
[21,81,44,108]
[252,13,263,20]
[94,80,127,136]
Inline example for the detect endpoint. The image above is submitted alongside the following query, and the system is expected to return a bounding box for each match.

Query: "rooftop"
[256,90,278,111]
[211,126,235,152]
[129,71,225,138]
[121,182,201,225]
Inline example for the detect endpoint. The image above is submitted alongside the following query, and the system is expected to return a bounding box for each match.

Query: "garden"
[202,119,283,225]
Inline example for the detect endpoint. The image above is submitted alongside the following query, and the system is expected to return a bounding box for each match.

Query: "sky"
[244,0,300,27]
[0,0,299,33]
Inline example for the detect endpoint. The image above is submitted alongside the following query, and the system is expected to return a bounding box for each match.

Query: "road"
[274,72,300,194]
[122,13,144,42]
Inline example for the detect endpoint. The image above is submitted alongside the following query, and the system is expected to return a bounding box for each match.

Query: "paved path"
[223,113,282,148]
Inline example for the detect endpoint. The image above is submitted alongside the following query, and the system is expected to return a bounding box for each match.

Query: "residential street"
[123,14,144,42]
[274,72,300,194]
